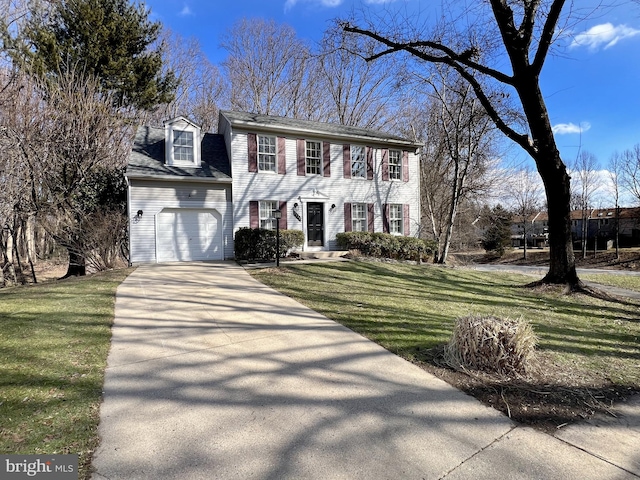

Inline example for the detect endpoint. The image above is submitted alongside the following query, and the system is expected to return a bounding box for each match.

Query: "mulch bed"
[414,347,638,434]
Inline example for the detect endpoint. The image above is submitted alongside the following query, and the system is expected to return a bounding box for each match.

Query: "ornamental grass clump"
[445,315,537,375]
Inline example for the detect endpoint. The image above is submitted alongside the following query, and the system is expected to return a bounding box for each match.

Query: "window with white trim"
[259,201,278,230]
[173,130,194,162]
[351,145,365,178]
[389,204,403,235]
[258,135,277,172]
[306,140,322,175]
[352,203,367,232]
[389,149,402,180]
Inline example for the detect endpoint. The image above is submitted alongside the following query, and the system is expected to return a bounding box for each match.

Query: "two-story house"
[126,111,421,263]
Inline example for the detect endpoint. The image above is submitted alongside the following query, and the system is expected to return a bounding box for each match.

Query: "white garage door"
[156,209,222,262]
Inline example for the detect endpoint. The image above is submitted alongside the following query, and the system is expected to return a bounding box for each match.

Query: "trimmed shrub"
[444,315,537,375]
[234,228,303,261]
[336,231,435,261]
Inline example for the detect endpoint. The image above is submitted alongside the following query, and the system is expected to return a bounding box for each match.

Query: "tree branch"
[342,24,515,85]
[532,0,566,74]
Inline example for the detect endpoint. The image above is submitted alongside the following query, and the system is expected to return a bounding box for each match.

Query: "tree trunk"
[514,75,579,287]
[537,153,578,285]
[63,247,86,278]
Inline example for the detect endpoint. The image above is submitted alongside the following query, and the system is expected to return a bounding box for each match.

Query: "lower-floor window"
[259,200,277,230]
[389,204,403,235]
[352,203,367,232]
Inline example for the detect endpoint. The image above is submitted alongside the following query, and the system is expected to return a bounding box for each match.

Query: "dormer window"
[173,130,194,162]
[164,117,201,167]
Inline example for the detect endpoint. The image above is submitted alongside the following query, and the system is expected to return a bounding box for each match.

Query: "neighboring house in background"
[126,111,421,263]
[508,207,640,251]
[570,207,640,249]
[510,211,548,248]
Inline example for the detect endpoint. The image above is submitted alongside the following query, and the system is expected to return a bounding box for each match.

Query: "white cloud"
[284,0,343,12]
[178,4,192,16]
[570,23,640,51]
[552,122,591,135]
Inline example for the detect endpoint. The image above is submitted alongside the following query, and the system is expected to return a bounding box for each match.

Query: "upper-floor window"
[258,135,277,172]
[164,117,201,167]
[351,145,366,178]
[173,130,194,162]
[352,203,367,232]
[306,141,322,175]
[389,204,403,235]
[259,200,278,230]
[389,149,402,180]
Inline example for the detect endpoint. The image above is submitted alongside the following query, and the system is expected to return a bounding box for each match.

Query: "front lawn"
[251,260,640,430]
[0,268,132,479]
[581,272,640,293]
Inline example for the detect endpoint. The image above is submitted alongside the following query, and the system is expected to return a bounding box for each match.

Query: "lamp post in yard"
[274,209,282,267]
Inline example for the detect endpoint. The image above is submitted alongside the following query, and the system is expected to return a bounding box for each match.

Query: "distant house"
[511,212,548,248]
[571,207,640,249]
[510,207,640,250]
[126,111,422,263]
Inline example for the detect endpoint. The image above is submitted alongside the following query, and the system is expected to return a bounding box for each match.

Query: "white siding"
[229,130,420,251]
[128,180,233,263]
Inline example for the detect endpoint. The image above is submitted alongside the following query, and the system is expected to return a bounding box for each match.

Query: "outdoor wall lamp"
[329,203,336,213]
[136,210,143,218]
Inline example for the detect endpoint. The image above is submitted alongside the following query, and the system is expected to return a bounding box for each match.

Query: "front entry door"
[307,202,324,246]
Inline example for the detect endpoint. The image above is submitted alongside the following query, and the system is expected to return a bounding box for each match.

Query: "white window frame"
[351,145,366,179]
[389,204,403,235]
[306,140,322,175]
[173,130,194,162]
[258,135,277,172]
[352,203,367,232]
[389,149,402,180]
[259,200,278,230]
[164,117,201,167]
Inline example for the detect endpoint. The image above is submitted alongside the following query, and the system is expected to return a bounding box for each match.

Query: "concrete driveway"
[92,261,637,479]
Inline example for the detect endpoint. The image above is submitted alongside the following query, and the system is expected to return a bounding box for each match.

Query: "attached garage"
[156,208,223,262]
[126,121,234,264]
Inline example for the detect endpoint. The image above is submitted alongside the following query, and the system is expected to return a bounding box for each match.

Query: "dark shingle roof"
[126,126,231,181]
[220,111,420,148]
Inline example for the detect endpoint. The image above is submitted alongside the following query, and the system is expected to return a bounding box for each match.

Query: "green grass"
[580,273,640,293]
[0,268,132,479]
[251,261,640,386]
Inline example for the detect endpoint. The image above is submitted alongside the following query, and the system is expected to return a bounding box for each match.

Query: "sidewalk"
[92,261,639,479]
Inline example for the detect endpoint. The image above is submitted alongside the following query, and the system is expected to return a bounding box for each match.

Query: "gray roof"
[126,126,231,182]
[220,111,420,148]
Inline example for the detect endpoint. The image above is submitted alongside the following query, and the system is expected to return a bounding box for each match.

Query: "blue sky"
[143,0,640,169]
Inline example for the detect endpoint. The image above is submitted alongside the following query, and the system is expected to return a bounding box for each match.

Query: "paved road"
[472,264,640,300]
[92,262,639,479]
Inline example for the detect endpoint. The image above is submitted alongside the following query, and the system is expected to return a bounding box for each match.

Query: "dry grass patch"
[444,315,537,375]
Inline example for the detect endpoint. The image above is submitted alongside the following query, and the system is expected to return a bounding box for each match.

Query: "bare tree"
[221,18,318,118]
[505,167,543,260]
[343,0,589,288]
[619,144,640,206]
[317,30,398,129]
[0,69,44,284]
[412,75,498,264]
[147,30,228,132]
[572,150,600,258]
[608,151,624,258]
[2,67,130,277]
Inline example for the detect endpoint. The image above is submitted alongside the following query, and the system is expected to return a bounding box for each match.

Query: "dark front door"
[307,202,324,246]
